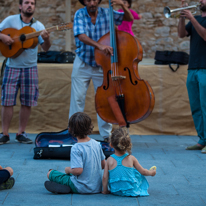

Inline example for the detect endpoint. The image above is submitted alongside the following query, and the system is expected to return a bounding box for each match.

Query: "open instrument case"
[33,129,114,160]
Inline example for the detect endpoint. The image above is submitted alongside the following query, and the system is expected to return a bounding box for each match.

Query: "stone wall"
[0,0,198,58]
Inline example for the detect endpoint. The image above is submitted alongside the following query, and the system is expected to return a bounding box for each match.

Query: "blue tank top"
[108,153,149,196]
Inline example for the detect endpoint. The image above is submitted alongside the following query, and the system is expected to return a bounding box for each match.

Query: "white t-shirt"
[0,14,45,68]
[70,138,105,193]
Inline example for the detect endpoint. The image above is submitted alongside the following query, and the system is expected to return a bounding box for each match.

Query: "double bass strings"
[109,0,124,96]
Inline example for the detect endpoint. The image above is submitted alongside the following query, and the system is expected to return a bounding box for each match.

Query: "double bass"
[94,1,155,127]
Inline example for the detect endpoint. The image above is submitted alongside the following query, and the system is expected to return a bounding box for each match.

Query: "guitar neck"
[26,26,58,40]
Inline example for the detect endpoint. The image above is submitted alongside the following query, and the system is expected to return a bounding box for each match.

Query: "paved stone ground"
[0,133,206,206]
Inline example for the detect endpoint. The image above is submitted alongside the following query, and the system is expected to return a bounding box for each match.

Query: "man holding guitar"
[0,0,51,144]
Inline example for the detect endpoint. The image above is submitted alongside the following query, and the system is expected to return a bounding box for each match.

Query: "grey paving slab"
[72,193,139,206]
[0,133,206,206]
[138,194,206,206]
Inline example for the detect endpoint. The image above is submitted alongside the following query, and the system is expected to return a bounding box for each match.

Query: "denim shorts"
[49,170,79,193]
[1,66,39,106]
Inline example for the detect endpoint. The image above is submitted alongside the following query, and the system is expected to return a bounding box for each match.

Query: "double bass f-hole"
[124,67,138,85]
[103,70,112,90]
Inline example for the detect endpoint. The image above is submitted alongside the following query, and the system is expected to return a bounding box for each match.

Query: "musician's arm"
[78,34,113,55]
[0,32,14,45]
[40,30,51,52]
[178,17,188,38]
[41,40,51,52]
[111,0,133,21]
[78,34,101,48]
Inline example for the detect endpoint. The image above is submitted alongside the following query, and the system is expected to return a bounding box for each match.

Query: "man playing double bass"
[0,0,51,145]
[69,0,133,141]
[178,0,206,153]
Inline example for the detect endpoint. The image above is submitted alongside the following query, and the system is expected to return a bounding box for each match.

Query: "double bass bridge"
[111,75,126,81]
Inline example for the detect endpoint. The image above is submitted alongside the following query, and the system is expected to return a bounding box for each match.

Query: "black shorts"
[0,169,10,184]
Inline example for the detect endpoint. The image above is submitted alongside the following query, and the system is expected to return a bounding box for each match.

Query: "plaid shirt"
[73,7,124,67]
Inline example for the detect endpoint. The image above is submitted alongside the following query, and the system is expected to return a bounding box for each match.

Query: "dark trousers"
[0,169,10,184]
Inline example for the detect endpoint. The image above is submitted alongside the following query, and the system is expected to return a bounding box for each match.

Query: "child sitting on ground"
[44,112,106,194]
[102,128,156,196]
[0,165,15,190]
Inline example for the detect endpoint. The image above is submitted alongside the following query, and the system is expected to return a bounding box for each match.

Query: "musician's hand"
[111,0,124,7]
[65,167,72,174]
[180,9,193,20]
[98,44,113,56]
[0,34,14,46]
[40,30,50,41]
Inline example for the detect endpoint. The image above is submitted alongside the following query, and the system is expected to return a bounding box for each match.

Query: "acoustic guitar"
[0,22,73,58]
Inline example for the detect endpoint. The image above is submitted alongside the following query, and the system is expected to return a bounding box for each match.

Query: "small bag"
[37,51,60,63]
[37,51,75,63]
[56,51,76,63]
[154,51,189,72]
[33,129,114,160]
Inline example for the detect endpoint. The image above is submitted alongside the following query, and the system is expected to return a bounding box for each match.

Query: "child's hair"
[124,0,132,8]
[110,128,132,155]
[68,112,94,139]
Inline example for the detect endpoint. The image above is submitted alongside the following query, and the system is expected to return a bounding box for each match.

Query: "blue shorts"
[1,66,39,106]
[0,169,10,185]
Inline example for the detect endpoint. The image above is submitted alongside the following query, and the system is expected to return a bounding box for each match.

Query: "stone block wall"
[0,0,198,58]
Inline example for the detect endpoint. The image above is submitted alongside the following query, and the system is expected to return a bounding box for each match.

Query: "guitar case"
[33,129,114,160]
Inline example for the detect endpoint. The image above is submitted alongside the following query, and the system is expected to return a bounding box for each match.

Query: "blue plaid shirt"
[73,7,124,67]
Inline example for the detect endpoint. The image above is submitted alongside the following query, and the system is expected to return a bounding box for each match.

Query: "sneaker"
[0,133,10,145]
[201,146,206,154]
[0,177,15,190]
[44,181,71,194]
[15,132,33,144]
[186,144,204,150]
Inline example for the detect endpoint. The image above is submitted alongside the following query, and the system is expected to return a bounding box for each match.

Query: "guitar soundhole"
[19,34,26,42]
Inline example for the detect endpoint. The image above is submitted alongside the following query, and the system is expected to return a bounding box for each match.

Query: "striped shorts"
[1,66,39,106]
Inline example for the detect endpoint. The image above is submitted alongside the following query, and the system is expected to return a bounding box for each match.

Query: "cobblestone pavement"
[0,133,206,206]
